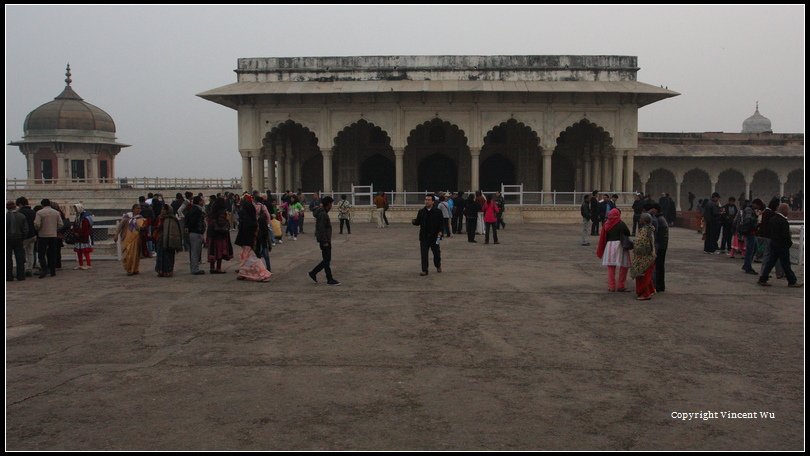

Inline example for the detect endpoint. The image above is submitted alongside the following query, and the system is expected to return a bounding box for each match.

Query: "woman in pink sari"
[234,195,271,282]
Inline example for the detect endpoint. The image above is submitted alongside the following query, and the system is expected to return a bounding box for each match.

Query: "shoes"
[484,241,489,244]
[581,243,591,246]
[494,241,500,245]
[744,270,758,275]
[73,266,83,270]
[327,280,341,286]
[308,271,318,283]
[616,288,630,292]
[469,240,477,243]
[38,273,46,279]
[25,271,32,277]
[788,283,803,288]
[211,270,226,274]
[192,271,206,275]
[757,281,771,287]
[608,288,616,292]
[420,271,428,276]
[437,267,442,273]
[636,296,652,301]
[293,237,297,241]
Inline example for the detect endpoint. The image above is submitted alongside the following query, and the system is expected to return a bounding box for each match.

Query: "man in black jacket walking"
[758,203,801,287]
[309,196,340,285]
[413,195,444,276]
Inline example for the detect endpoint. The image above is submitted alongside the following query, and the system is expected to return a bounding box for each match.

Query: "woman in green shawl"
[631,212,657,300]
[154,205,183,277]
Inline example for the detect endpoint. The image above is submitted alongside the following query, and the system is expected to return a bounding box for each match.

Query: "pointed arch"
[405,118,470,191]
[331,119,394,192]
[553,119,614,192]
[481,119,541,190]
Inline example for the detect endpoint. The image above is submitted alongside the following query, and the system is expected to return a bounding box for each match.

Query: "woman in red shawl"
[596,207,631,292]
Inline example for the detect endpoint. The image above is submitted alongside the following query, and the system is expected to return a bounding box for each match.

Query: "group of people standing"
[700,193,801,288]
[116,192,275,282]
[595,202,669,301]
[6,197,93,281]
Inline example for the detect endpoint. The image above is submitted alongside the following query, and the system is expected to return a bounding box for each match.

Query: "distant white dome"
[742,104,772,133]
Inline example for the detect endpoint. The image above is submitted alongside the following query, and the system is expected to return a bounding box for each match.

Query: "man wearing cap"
[6,201,29,281]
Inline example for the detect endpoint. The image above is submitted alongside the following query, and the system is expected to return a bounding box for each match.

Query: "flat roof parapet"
[236,55,640,82]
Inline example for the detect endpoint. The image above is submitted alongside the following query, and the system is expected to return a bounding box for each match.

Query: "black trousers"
[37,237,58,276]
[591,218,601,235]
[382,209,389,226]
[311,245,334,281]
[7,239,26,280]
[654,247,667,292]
[339,218,351,234]
[720,223,733,251]
[443,219,451,236]
[420,240,441,272]
[485,222,499,243]
[466,217,477,241]
[452,213,464,233]
[632,214,641,235]
[497,212,505,229]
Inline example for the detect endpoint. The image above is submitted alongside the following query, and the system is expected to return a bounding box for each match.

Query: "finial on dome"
[65,63,72,86]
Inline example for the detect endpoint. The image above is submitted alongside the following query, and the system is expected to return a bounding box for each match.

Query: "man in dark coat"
[413,194,444,276]
[590,190,601,235]
[309,196,339,285]
[758,204,801,287]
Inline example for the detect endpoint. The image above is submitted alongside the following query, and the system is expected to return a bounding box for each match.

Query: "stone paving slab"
[5,223,804,450]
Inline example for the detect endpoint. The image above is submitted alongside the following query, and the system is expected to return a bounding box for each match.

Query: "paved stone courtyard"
[5,223,804,450]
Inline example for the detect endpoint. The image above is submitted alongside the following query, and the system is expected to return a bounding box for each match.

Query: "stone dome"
[23,66,116,134]
[742,103,772,134]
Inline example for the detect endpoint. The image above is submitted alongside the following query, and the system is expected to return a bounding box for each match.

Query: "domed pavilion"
[9,64,129,185]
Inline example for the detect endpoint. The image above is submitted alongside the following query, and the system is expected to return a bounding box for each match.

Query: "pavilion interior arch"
[553,120,613,192]
[646,168,677,200]
[751,169,780,201]
[332,119,394,192]
[716,169,746,203]
[405,118,470,192]
[681,168,711,204]
[263,120,320,192]
[480,119,541,191]
[785,169,803,196]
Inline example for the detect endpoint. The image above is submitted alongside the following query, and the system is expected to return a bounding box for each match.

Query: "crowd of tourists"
[7,187,801,292]
[580,187,803,301]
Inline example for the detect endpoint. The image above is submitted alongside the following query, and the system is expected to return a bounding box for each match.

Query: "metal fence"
[6,177,242,190]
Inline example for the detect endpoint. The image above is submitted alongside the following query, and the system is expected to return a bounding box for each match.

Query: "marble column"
[613,149,625,193]
[241,152,252,193]
[276,149,286,194]
[675,177,683,211]
[321,148,333,193]
[394,148,405,192]
[470,147,481,191]
[26,152,34,184]
[591,154,600,190]
[624,149,635,194]
[55,152,67,184]
[601,153,611,192]
[252,150,264,191]
[583,153,592,192]
[542,149,553,203]
[267,144,276,195]
[284,138,293,191]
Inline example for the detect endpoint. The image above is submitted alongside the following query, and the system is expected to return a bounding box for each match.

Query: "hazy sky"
[5,5,805,179]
